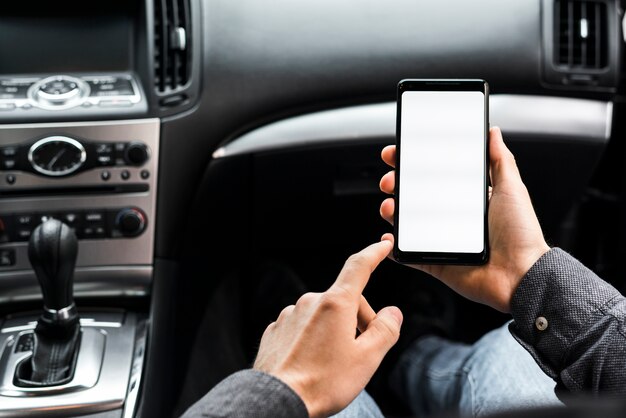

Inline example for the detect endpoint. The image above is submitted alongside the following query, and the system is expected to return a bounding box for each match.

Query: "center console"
[0,0,203,416]
[0,118,158,298]
[0,118,158,417]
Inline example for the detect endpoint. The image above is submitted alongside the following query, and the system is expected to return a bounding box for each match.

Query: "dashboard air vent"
[555,0,607,69]
[154,0,191,92]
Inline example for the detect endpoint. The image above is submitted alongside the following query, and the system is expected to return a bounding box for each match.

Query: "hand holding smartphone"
[394,79,489,265]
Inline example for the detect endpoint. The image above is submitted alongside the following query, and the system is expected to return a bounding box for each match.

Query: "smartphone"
[393,79,489,265]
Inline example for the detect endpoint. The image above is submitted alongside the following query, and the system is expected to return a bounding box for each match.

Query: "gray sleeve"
[509,248,626,394]
[180,369,309,418]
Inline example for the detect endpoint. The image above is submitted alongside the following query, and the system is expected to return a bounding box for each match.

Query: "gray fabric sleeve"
[180,369,309,418]
[509,248,626,394]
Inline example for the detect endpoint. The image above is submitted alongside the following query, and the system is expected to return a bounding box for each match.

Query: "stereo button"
[0,85,28,98]
[97,155,113,165]
[17,229,31,241]
[1,159,15,170]
[16,215,33,226]
[99,99,133,107]
[41,80,77,95]
[1,147,17,157]
[0,249,15,267]
[96,144,113,154]
[85,212,104,223]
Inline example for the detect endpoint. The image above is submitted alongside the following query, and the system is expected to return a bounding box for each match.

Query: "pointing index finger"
[331,240,393,299]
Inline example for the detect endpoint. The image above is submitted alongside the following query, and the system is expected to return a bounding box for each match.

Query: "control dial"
[39,80,80,102]
[115,208,146,237]
[124,142,150,166]
[28,75,90,110]
[28,136,87,177]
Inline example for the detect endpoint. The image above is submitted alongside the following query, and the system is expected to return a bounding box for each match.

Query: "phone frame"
[393,79,489,265]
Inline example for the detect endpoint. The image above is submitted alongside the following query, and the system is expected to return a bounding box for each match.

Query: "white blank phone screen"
[398,90,485,253]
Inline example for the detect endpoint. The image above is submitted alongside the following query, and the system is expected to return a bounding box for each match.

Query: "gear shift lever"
[15,219,81,386]
[29,218,78,312]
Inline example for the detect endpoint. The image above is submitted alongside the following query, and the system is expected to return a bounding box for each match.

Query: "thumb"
[357,306,402,365]
[489,127,521,187]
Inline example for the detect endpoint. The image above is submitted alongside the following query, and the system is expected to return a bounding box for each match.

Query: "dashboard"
[0,0,624,417]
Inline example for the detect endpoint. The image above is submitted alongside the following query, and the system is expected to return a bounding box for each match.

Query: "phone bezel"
[393,79,489,265]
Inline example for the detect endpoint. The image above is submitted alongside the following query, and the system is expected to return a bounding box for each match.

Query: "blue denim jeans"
[333,323,562,418]
[330,390,385,418]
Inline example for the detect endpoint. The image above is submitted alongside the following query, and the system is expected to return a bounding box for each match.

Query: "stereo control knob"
[115,208,146,237]
[28,75,90,110]
[124,142,149,166]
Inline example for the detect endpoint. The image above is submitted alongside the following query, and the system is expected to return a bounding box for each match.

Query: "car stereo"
[0,118,158,281]
[0,73,147,120]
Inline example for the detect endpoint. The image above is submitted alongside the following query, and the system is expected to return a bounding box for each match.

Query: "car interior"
[0,0,624,416]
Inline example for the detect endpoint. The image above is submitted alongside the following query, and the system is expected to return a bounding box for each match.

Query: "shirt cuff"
[182,369,309,418]
[508,248,622,379]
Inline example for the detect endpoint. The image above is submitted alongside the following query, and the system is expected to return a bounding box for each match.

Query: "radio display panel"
[0,1,138,74]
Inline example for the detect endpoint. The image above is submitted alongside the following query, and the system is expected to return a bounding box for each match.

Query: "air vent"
[154,0,191,92]
[555,0,607,69]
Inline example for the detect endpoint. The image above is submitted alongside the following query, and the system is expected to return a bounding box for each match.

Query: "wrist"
[271,370,323,418]
[517,243,551,283]
[505,243,551,312]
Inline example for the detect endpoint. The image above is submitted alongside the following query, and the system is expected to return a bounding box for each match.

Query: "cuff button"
[535,316,548,331]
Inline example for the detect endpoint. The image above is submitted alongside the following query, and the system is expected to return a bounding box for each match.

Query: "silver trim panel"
[0,119,159,297]
[0,312,142,417]
[0,266,152,304]
[1,320,122,334]
[0,328,106,397]
[1,312,126,333]
[122,320,147,418]
[213,95,613,158]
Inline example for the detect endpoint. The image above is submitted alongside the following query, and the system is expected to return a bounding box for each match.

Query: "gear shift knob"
[28,219,77,311]
[14,219,81,387]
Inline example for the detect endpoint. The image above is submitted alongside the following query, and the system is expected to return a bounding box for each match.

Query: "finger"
[381,233,394,244]
[380,198,394,225]
[381,145,396,168]
[260,321,276,339]
[380,234,429,274]
[276,304,295,322]
[332,240,393,299]
[381,233,397,262]
[357,306,403,364]
[295,292,320,308]
[357,295,376,333]
[489,127,521,187]
[379,171,395,194]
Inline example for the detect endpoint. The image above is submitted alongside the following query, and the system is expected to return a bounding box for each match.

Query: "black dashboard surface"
[158,0,560,257]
